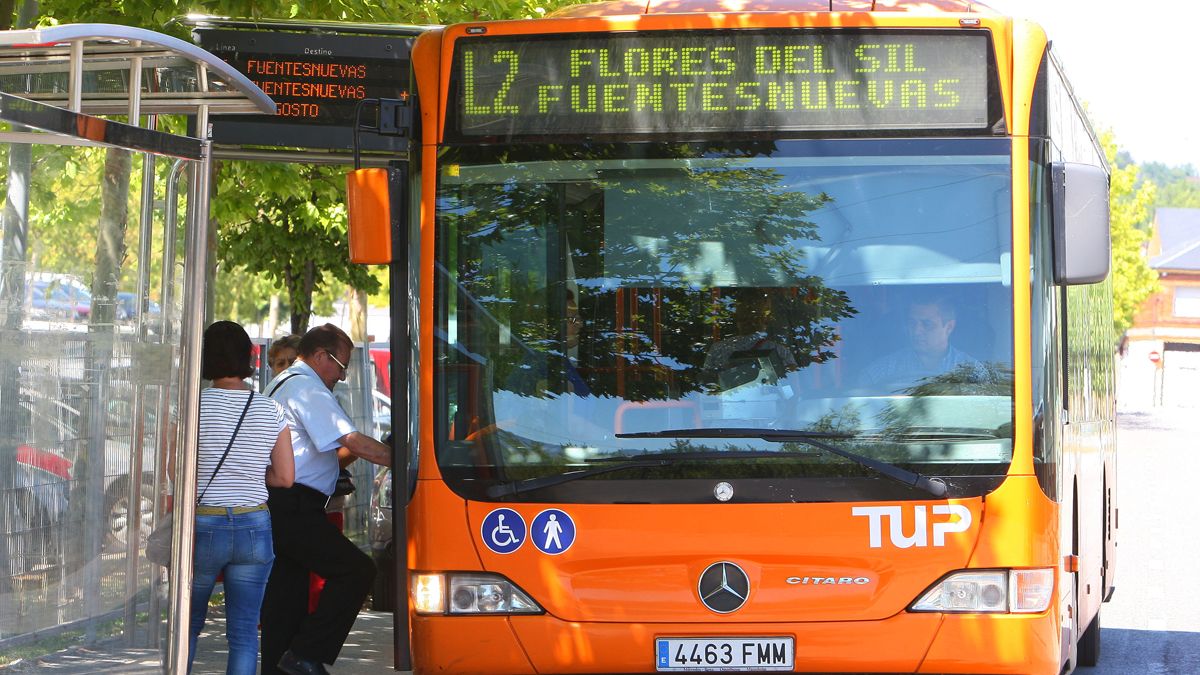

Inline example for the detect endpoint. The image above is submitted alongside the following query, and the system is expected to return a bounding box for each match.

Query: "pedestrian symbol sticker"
[531,509,576,555]
[481,508,526,554]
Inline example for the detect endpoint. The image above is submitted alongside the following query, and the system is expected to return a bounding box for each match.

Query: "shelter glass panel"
[0,137,193,668]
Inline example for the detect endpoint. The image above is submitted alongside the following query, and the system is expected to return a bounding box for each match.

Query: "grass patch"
[0,616,129,667]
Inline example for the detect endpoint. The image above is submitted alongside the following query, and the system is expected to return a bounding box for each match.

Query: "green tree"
[1103,130,1159,334]
[1140,161,1200,209]
[23,0,583,331]
[214,162,379,334]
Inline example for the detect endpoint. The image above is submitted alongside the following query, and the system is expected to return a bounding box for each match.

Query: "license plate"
[655,637,794,671]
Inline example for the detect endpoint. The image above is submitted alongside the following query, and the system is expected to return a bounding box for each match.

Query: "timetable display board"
[452,30,993,138]
[195,29,411,151]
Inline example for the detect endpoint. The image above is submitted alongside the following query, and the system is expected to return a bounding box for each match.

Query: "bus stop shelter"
[0,23,272,673]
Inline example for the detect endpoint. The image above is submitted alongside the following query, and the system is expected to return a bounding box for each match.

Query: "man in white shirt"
[260,324,392,675]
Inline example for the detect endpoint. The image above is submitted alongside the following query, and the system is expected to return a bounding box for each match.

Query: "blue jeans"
[190,508,274,675]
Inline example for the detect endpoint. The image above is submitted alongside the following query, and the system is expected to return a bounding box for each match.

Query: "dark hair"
[299,323,352,358]
[910,295,957,323]
[268,334,302,360]
[202,321,254,380]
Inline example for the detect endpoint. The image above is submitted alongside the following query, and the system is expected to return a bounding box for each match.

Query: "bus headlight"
[412,572,542,615]
[910,568,1054,614]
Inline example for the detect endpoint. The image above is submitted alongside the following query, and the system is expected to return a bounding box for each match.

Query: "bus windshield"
[435,138,1014,503]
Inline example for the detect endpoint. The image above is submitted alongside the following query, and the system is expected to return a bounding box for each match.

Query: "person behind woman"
[267,334,301,379]
[191,321,295,674]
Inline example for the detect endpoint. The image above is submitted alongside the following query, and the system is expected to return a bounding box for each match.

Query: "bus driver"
[862,296,983,389]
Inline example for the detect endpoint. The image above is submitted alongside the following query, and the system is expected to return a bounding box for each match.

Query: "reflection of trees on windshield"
[439,142,857,403]
[875,362,1015,438]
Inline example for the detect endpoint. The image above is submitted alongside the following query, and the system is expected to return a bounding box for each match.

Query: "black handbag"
[332,468,356,497]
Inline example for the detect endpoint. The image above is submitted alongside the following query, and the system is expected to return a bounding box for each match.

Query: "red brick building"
[1124,208,1200,406]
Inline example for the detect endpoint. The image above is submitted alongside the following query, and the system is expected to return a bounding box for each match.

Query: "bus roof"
[550,0,1001,18]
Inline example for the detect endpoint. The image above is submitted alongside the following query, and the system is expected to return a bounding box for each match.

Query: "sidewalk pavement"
[0,607,407,674]
[194,607,406,674]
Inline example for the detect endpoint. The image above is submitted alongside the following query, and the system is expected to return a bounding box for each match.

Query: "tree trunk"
[0,0,15,31]
[349,288,368,342]
[268,293,281,336]
[91,148,132,323]
[290,259,316,335]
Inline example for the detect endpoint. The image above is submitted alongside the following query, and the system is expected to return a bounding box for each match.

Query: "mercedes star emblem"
[714,481,734,502]
[697,561,750,613]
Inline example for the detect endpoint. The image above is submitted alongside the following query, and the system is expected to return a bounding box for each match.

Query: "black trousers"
[260,483,376,672]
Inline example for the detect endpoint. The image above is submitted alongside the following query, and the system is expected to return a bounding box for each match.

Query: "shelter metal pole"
[161,159,187,340]
[166,107,210,675]
[151,157,187,650]
[123,48,151,645]
[67,40,82,112]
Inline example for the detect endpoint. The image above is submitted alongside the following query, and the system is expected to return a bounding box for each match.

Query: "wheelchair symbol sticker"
[481,508,526,554]
[531,509,576,555]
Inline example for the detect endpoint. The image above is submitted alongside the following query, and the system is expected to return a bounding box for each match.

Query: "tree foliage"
[215,161,378,333]
[1140,161,1200,210]
[442,143,857,403]
[1102,131,1159,334]
[19,0,583,333]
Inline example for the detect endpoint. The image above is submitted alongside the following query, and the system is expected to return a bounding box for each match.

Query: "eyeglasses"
[324,350,349,372]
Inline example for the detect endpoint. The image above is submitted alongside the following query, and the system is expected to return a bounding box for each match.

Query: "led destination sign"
[455,31,990,137]
[196,29,411,151]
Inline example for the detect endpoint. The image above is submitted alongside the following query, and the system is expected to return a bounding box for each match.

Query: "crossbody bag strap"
[266,372,301,398]
[197,390,255,504]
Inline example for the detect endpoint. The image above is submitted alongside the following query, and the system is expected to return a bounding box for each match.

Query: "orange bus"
[364,1,1119,673]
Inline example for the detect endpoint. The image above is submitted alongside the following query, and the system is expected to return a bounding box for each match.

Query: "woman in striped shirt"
[190,321,294,675]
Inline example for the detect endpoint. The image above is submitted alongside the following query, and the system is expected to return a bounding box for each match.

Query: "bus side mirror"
[1051,162,1111,285]
[346,167,392,264]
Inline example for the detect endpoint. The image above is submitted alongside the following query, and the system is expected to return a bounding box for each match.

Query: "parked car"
[367,426,416,612]
[10,385,163,556]
[3,443,73,577]
[115,292,161,322]
[368,464,395,611]
[25,273,92,321]
[2,389,77,576]
[28,280,90,321]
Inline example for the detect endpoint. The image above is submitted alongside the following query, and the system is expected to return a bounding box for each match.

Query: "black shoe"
[277,649,330,675]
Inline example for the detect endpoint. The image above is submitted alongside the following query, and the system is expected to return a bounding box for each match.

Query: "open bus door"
[348,114,415,672]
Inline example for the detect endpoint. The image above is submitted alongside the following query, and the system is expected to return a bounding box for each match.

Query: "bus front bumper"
[411,609,1060,674]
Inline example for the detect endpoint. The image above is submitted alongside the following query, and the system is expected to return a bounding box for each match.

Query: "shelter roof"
[0,23,274,116]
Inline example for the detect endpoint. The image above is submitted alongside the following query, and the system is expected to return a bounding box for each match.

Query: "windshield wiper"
[485,450,785,498]
[856,429,1000,442]
[615,428,947,497]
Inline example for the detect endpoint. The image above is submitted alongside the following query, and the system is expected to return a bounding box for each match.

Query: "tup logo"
[851,505,972,549]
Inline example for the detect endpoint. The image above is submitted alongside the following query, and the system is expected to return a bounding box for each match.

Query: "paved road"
[1076,408,1200,674]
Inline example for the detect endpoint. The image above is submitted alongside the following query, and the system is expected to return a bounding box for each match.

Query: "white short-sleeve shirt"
[266,360,357,496]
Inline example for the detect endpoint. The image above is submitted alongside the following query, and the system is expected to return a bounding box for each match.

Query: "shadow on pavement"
[1076,627,1200,674]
